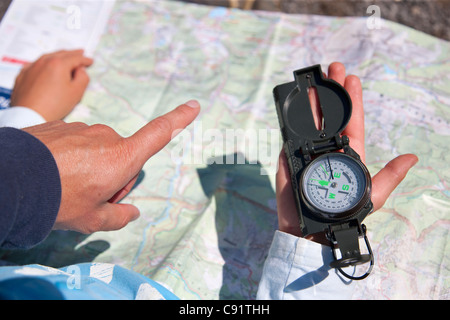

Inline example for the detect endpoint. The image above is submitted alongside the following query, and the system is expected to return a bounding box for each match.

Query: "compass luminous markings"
[302,153,368,214]
[309,178,330,199]
[310,178,329,187]
[338,171,351,195]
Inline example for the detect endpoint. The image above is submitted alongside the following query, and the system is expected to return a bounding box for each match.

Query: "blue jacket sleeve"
[0,127,61,249]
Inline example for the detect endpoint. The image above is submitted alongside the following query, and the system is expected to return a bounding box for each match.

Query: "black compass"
[274,65,374,280]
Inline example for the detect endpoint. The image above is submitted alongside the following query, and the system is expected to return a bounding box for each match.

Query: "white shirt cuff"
[0,107,46,128]
[257,230,356,300]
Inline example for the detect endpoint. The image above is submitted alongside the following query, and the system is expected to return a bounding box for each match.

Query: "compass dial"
[301,153,371,219]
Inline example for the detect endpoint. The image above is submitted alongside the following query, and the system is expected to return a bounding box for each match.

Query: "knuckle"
[151,116,173,134]
[116,214,130,230]
[346,74,361,86]
[88,123,131,160]
[89,123,116,136]
[85,213,106,234]
[346,74,357,81]
[69,121,88,128]
[79,217,101,234]
[384,161,405,181]
[46,56,64,68]
[36,54,50,63]
[178,104,195,119]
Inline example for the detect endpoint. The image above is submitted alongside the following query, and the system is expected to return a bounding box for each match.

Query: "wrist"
[304,231,331,246]
[279,225,330,246]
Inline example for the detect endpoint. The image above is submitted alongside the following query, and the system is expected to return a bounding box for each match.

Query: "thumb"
[93,202,140,232]
[62,49,94,70]
[71,66,90,94]
[371,154,419,211]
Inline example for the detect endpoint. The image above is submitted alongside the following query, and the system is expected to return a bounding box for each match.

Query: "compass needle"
[302,154,369,215]
[320,164,328,178]
[327,156,334,180]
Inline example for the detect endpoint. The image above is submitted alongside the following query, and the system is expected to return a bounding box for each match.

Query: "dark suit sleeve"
[0,127,61,249]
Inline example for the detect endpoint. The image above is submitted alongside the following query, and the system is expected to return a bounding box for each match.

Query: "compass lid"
[274,65,352,147]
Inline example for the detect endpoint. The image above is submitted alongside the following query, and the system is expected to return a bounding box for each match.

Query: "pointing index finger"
[127,100,201,169]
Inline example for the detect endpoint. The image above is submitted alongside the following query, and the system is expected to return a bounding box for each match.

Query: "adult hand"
[10,49,93,121]
[22,100,201,234]
[276,62,418,243]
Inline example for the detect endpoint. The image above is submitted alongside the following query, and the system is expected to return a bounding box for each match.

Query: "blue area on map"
[0,87,11,110]
[384,64,397,75]
[209,7,227,19]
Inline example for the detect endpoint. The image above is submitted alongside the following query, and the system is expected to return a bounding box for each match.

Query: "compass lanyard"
[328,222,374,280]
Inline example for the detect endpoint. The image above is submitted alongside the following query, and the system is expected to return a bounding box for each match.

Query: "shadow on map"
[197,153,278,299]
[0,170,147,268]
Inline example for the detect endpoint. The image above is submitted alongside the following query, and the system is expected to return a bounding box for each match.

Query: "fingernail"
[185,100,200,108]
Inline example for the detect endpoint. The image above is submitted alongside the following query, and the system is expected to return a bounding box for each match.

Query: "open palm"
[276,62,418,241]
